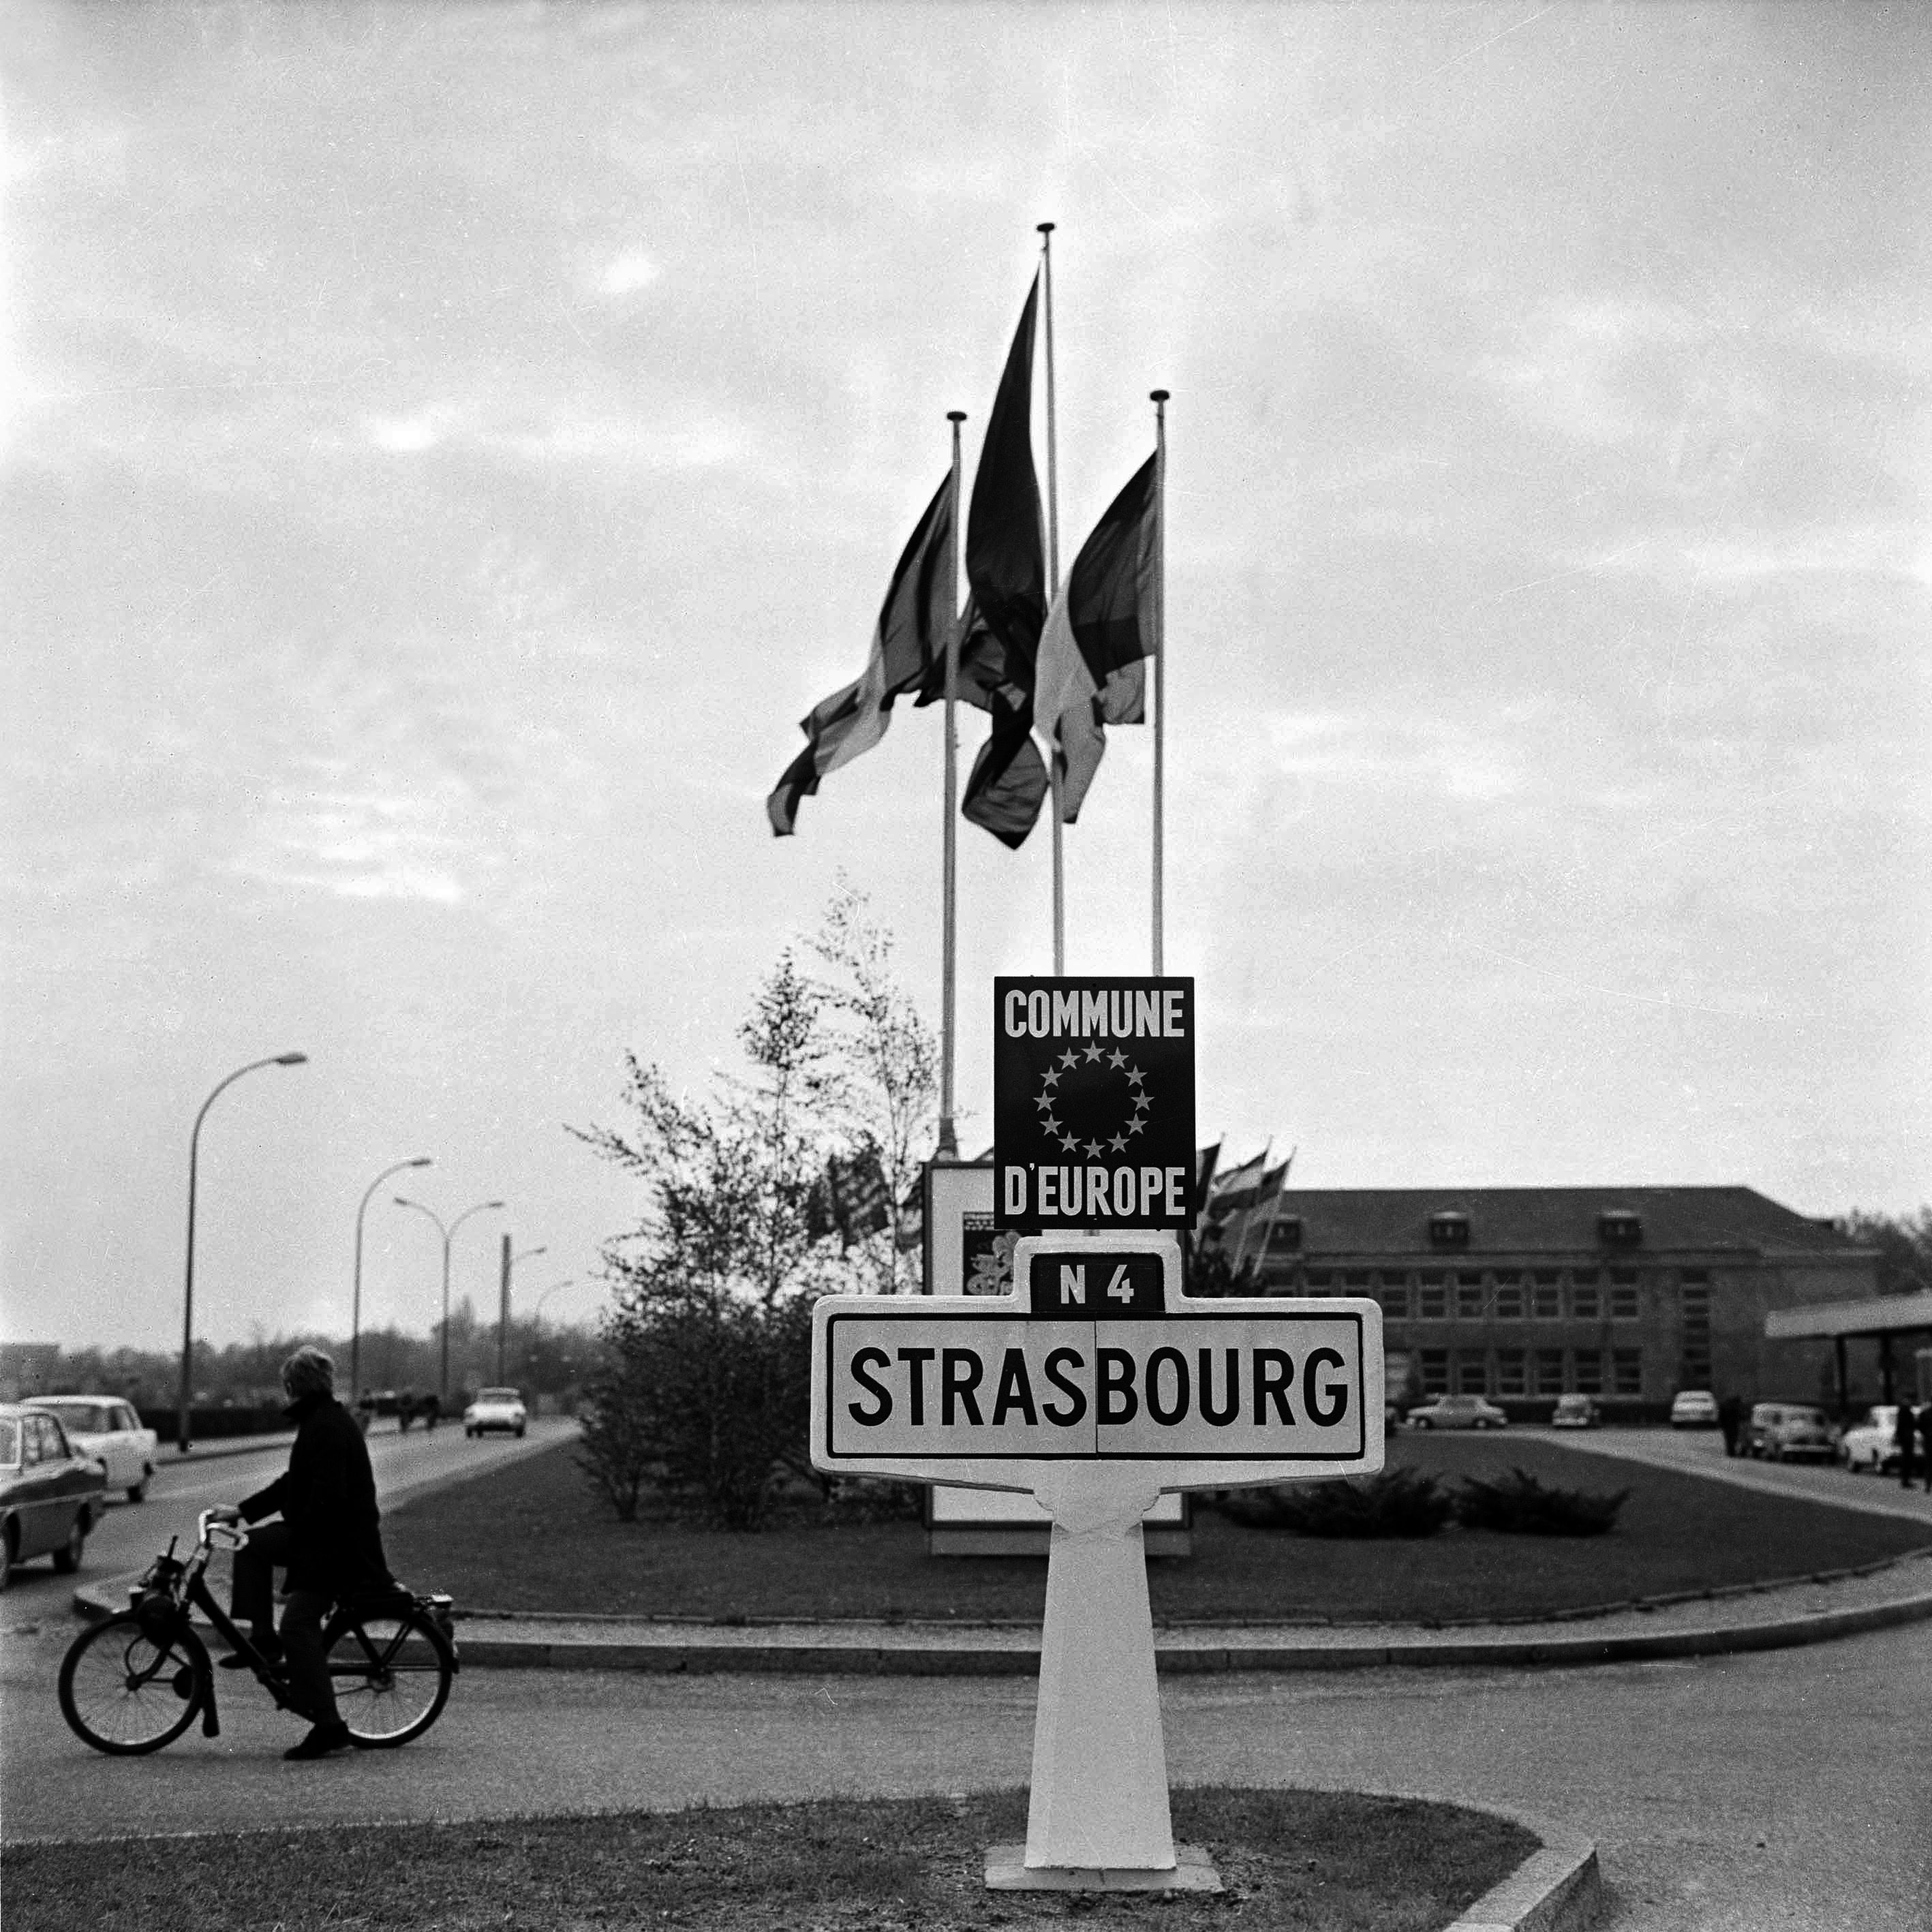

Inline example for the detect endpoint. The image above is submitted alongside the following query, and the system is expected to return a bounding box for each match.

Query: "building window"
[1492,1274,1524,1319]
[1597,1209,1643,1248]
[1420,1349,1450,1394]
[1428,1210,1471,1248]
[1570,1277,1601,1320]
[1534,1349,1566,1396]
[1609,1272,1640,1321]
[1573,1349,1604,1395]
[1612,1349,1643,1396]
[1345,1271,1370,1289]
[1304,1271,1332,1290]
[1377,1278,1411,1319]
[1533,1277,1562,1319]
[1457,1350,1490,1396]
[1266,1216,1303,1253]
[1417,1278,1447,1320]
[1680,1279,1712,1388]
[1456,1274,1486,1319]
[1496,1348,1527,1396]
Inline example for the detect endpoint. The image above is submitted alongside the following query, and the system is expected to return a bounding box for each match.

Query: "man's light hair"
[281,1346,336,1398]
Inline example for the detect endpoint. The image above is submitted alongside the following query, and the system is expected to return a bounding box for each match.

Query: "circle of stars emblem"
[1034,1044,1152,1159]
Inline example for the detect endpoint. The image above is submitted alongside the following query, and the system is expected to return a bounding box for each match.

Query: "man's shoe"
[219,1649,281,1671]
[283,1720,352,1761]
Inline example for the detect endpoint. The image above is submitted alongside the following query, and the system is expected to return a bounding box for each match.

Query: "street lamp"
[351,1156,433,1405]
[393,1195,504,1405]
[177,1052,309,1454]
[532,1277,578,1327]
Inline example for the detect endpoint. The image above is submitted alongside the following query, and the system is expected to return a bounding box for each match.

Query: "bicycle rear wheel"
[330,1606,454,1747]
[59,1612,207,1755]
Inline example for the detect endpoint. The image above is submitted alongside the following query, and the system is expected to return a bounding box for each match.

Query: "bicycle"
[58,1509,459,1756]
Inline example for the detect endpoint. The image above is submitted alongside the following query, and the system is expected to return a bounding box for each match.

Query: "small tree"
[807,880,939,1294]
[572,951,846,1527]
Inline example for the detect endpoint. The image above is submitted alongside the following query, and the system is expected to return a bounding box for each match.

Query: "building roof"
[1257,1186,1870,1260]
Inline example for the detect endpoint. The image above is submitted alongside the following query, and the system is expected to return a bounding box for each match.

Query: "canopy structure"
[1765,1293,1932,1407]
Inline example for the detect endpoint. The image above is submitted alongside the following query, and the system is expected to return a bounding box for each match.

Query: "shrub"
[818,1476,926,1524]
[1221,1469,1454,1538]
[1454,1466,1630,1535]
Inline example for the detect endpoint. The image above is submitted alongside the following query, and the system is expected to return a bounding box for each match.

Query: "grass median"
[4,1787,1536,1932]
[381,1431,1932,1624]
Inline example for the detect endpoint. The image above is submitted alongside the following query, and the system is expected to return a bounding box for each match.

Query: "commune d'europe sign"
[993,977,1196,1230]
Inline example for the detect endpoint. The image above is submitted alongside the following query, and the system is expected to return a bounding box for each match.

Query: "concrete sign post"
[810,1230,1383,1890]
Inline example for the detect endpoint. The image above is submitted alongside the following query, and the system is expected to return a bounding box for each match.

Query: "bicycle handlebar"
[198,1509,249,1552]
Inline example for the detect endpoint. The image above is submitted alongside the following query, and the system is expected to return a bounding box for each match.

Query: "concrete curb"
[1438,1803,1601,1932]
[70,1576,1932,1675]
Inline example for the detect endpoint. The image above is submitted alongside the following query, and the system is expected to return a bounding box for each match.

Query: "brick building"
[1221,1186,1880,1416]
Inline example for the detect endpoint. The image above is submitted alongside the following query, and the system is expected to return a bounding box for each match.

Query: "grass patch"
[382,1432,1932,1625]
[1,1787,1535,1931]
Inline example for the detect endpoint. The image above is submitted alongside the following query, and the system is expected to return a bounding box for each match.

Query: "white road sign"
[810,1232,1383,1492]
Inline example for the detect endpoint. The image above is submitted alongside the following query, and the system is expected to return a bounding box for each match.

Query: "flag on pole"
[1230,1154,1295,1271]
[1034,452,1159,821]
[955,275,1050,846]
[767,473,955,836]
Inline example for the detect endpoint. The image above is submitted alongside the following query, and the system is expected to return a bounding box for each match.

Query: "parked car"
[0,1404,107,1589]
[1742,1402,1839,1462]
[1669,1390,1720,1428]
[1550,1394,1601,1429]
[1406,1394,1508,1430]
[1838,1406,1903,1475]
[463,1387,527,1439]
[26,1396,159,1501]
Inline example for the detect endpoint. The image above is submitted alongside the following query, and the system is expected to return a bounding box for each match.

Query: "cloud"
[598,250,660,297]
[226,782,478,906]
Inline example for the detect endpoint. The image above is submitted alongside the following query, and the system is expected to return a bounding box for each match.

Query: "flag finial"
[1037,220,1056,235]
[947,410,966,423]
[1150,389,1169,403]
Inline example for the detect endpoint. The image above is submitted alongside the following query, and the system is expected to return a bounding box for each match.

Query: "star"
[1035,1092,1055,1110]
[1042,1116,1061,1136]
[1057,1049,1079,1070]
[1058,1132,1079,1152]
[1126,1067,1146,1086]
[1108,1134,1128,1152]
[1084,1140,1103,1158]
[1125,1119,1144,1137]
[1083,1043,1104,1062]
[1107,1049,1127,1069]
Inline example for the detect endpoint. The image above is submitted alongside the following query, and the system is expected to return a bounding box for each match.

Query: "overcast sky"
[5,1,1928,1353]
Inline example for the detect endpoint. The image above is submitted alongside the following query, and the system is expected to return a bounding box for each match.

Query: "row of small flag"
[768,273,1160,848]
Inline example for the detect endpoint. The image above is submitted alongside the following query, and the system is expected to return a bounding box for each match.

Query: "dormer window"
[1266,1216,1303,1254]
[1428,1210,1471,1248]
[1597,1210,1643,1248]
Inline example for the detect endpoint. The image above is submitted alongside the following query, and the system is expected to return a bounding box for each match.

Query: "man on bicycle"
[210,1346,395,1760]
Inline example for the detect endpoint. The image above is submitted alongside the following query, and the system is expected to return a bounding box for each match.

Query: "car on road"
[1550,1394,1601,1429]
[1838,1406,1903,1475]
[463,1387,527,1439]
[1742,1401,1839,1462]
[1,1404,107,1589]
[1406,1394,1509,1430]
[1669,1390,1720,1428]
[25,1396,159,1501]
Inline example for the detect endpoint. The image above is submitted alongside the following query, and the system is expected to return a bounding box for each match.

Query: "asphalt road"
[25,1415,577,1593]
[5,1608,1928,1929]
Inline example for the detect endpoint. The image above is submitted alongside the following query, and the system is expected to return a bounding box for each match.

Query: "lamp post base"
[983,1845,1222,1892]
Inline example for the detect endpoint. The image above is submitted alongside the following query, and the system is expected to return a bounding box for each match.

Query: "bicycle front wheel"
[330,1607,454,1747]
[59,1612,207,1755]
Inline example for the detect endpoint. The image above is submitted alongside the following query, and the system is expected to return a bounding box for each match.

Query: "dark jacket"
[241,1392,393,1598]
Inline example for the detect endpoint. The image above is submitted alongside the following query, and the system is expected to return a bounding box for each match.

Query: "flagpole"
[1039,221,1064,976]
[1150,389,1168,977]
[938,410,966,1161]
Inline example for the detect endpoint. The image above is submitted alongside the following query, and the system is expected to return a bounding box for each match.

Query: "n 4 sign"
[810,1234,1385,1494]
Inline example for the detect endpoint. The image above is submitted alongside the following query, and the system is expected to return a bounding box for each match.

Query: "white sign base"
[996,1462,1221,1890]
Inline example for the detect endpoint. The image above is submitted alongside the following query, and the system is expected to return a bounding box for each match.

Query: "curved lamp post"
[351,1157,433,1405]
[177,1052,309,1454]
[393,1196,504,1404]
